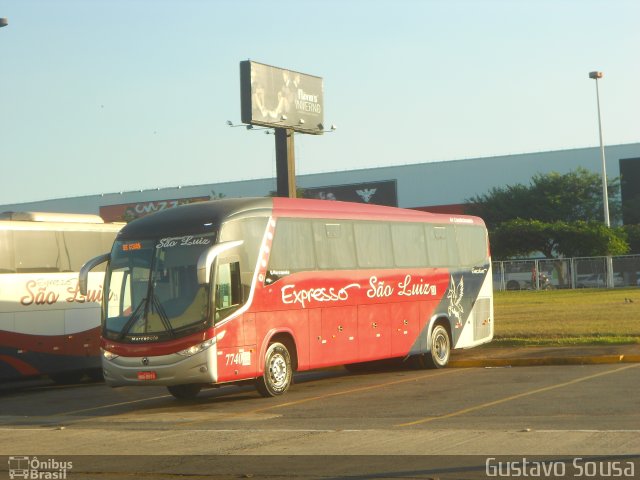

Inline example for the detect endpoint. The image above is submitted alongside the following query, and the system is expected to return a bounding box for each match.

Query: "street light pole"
[589,71,610,227]
[589,70,613,288]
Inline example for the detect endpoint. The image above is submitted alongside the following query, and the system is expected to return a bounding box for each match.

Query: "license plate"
[137,371,157,381]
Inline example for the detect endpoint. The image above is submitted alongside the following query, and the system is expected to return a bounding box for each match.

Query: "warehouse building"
[2,142,639,223]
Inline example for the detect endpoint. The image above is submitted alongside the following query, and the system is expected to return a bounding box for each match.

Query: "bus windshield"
[104,234,216,342]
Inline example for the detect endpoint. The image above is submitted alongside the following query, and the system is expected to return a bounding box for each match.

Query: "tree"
[268,188,307,198]
[554,221,628,258]
[210,190,226,200]
[465,168,621,229]
[464,168,626,260]
[490,219,629,260]
[491,219,554,259]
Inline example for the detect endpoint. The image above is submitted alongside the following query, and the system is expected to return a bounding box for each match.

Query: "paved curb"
[449,354,640,368]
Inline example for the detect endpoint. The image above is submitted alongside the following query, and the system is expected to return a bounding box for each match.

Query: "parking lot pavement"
[450,343,640,368]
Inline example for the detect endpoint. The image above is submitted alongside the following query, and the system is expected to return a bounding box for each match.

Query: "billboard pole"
[275,128,296,198]
[239,61,323,199]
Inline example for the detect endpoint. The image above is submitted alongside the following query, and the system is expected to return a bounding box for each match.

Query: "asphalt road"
[1,362,639,478]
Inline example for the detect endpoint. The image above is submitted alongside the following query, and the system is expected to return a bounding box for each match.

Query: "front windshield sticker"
[156,236,212,249]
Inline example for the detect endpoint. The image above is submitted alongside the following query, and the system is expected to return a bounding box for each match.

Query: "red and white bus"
[80,197,493,399]
[0,212,122,383]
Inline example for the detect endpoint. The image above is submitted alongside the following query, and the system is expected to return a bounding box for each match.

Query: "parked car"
[576,273,624,288]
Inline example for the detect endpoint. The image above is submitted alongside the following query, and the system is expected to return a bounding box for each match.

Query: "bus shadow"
[0,359,421,426]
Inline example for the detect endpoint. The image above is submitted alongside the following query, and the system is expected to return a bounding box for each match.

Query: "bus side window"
[313,221,356,270]
[354,222,394,268]
[215,260,242,323]
[390,223,429,268]
[456,225,488,266]
[13,230,60,273]
[267,218,315,283]
[0,230,15,273]
[426,225,460,267]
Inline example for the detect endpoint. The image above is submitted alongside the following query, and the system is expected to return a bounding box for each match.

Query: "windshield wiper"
[152,294,175,338]
[118,298,147,340]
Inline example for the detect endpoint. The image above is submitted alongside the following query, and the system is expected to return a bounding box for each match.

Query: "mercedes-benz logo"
[142,357,149,366]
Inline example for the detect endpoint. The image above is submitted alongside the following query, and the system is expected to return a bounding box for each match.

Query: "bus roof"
[272,197,484,224]
[118,197,485,240]
[0,211,106,223]
[118,197,273,239]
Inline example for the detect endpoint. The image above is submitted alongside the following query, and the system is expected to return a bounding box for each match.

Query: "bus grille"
[472,298,491,341]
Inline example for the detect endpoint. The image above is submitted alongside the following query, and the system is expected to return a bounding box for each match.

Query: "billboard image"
[240,60,324,134]
[302,180,398,207]
[100,196,210,222]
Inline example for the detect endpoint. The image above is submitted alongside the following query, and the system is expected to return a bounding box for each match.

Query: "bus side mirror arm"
[196,240,244,285]
[79,253,110,296]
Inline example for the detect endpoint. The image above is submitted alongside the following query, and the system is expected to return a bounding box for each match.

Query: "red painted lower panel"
[0,354,41,376]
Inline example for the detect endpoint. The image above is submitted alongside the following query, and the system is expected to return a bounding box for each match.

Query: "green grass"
[492,288,640,346]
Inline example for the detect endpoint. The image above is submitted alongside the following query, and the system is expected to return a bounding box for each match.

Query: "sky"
[0,0,639,205]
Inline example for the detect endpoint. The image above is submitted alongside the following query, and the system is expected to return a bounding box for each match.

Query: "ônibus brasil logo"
[8,456,72,479]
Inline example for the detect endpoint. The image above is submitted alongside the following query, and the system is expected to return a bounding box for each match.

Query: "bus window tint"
[456,225,488,266]
[220,217,268,280]
[13,230,60,272]
[390,223,428,268]
[313,221,357,270]
[0,231,14,272]
[215,261,242,322]
[354,222,394,268]
[62,231,115,271]
[268,219,315,277]
[426,225,460,267]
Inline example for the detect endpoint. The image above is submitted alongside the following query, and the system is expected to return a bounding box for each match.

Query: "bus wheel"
[415,324,451,369]
[167,384,202,400]
[427,325,451,368]
[87,368,105,382]
[256,342,292,397]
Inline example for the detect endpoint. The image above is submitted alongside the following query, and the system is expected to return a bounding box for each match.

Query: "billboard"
[240,60,324,135]
[302,180,398,207]
[100,196,210,222]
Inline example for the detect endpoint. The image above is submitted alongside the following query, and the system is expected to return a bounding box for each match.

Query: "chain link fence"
[493,255,640,291]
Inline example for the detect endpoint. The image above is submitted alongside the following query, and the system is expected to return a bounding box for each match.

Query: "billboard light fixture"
[317,123,337,133]
[226,120,272,132]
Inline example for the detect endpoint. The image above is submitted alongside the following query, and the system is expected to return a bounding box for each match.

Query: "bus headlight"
[102,348,119,361]
[177,339,215,357]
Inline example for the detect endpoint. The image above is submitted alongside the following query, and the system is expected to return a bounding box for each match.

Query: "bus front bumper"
[102,344,217,387]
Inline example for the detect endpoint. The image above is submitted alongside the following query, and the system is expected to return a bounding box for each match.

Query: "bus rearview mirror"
[79,253,110,296]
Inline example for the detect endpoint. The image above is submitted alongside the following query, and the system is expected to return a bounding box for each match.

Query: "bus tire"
[427,324,451,368]
[87,368,105,382]
[167,384,202,400]
[506,280,520,290]
[256,342,292,397]
[415,324,451,369]
[49,371,85,385]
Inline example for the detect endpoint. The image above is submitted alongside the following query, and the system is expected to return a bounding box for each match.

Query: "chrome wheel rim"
[269,353,288,388]
[433,331,449,364]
